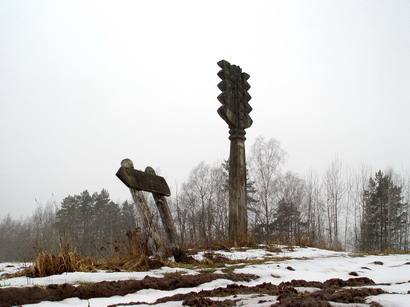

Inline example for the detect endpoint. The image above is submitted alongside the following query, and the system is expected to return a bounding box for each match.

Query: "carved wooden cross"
[116,159,178,256]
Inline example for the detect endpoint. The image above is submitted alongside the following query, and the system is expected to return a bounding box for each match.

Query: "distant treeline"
[1,136,410,261]
[0,190,136,261]
[172,137,410,253]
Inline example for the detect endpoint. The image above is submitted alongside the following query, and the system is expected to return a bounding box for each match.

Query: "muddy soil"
[111,277,384,307]
[183,297,236,306]
[273,287,385,306]
[0,272,255,307]
[274,277,375,289]
[111,283,284,306]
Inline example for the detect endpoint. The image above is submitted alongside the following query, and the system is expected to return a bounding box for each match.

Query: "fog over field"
[1,2,410,306]
[0,0,409,217]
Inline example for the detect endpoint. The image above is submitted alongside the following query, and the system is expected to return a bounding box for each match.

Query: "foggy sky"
[1,0,409,218]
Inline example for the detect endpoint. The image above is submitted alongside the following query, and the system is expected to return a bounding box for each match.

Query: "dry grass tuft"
[28,250,96,277]
[25,250,164,278]
[99,254,164,272]
[99,228,165,271]
[183,236,258,253]
[266,245,282,253]
[21,229,166,278]
[285,245,295,251]
[349,249,410,257]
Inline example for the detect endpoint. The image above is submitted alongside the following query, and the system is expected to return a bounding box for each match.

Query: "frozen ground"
[1,247,409,306]
[0,266,197,288]
[0,262,30,277]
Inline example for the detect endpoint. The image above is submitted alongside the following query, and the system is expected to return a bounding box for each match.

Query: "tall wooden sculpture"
[217,60,253,245]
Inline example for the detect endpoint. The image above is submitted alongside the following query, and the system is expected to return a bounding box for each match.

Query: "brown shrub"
[28,251,96,277]
[266,245,282,253]
[22,229,164,278]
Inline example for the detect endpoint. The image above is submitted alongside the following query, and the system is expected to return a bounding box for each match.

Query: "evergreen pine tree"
[273,198,301,244]
[361,170,407,251]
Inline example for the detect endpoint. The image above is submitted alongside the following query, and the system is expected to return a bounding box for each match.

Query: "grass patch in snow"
[8,251,165,278]
[162,271,189,279]
[173,254,292,269]
[349,250,410,257]
[198,268,218,274]
[170,255,293,274]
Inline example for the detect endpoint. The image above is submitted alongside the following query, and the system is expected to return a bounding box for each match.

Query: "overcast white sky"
[1,0,409,218]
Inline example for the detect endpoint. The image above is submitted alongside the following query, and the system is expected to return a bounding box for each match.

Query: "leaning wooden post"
[119,159,164,256]
[145,166,179,255]
[217,60,253,246]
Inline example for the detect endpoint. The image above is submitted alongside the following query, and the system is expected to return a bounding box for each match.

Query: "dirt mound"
[138,277,380,307]
[279,277,374,289]
[323,277,374,288]
[0,272,255,307]
[183,296,235,306]
[124,282,282,306]
[280,279,324,288]
[329,288,385,303]
[273,287,385,306]
[116,277,380,306]
[152,282,280,305]
[0,272,384,307]
[273,297,331,307]
[203,252,231,264]
[174,253,197,264]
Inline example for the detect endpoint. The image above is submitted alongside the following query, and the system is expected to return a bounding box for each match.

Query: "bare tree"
[344,168,355,250]
[304,170,324,244]
[275,172,306,244]
[323,158,346,247]
[210,164,228,239]
[31,200,58,253]
[179,180,198,245]
[249,136,285,243]
[189,162,212,245]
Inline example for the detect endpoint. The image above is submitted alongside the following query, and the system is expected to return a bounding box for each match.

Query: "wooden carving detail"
[217,59,253,135]
[217,60,253,245]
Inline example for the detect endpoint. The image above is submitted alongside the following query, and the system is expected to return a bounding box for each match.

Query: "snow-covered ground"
[1,247,409,306]
[0,266,197,288]
[0,262,30,277]
[234,248,410,285]
[193,245,347,262]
